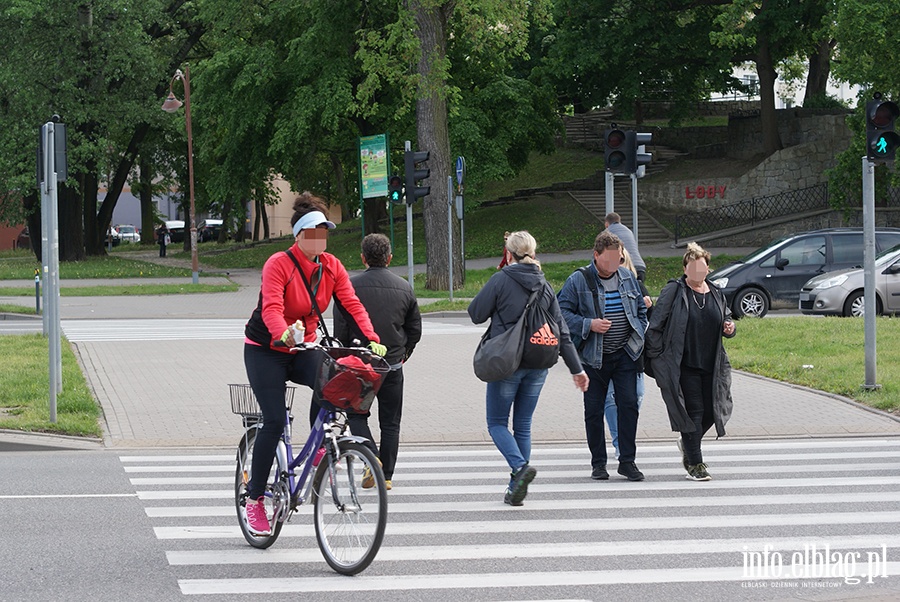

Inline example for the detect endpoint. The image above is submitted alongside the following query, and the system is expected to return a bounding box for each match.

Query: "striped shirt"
[600,273,631,353]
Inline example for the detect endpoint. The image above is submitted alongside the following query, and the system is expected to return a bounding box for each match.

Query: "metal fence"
[674,183,830,243]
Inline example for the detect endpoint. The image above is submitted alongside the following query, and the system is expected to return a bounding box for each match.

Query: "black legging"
[244,343,319,500]
[347,368,404,479]
[679,365,715,465]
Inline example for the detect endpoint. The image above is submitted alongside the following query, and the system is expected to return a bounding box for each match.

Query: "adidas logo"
[529,324,559,346]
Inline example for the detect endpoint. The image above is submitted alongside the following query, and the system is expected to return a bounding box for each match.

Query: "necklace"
[692,289,707,310]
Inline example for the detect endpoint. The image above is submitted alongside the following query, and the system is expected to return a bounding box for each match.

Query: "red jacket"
[245,244,379,352]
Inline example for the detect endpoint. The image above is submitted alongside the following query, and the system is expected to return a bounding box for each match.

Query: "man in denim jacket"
[558,231,648,481]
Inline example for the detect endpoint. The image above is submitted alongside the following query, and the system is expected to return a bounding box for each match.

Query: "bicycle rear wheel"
[234,428,288,549]
[313,441,387,575]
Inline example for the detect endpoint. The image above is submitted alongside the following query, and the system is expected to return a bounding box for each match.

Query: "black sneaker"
[617,461,645,481]
[686,463,712,481]
[503,488,523,506]
[591,466,609,480]
[507,463,537,505]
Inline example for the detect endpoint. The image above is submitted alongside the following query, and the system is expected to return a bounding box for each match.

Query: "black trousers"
[679,365,715,465]
[583,349,640,466]
[244,343,318,500]
[347,368,404,479]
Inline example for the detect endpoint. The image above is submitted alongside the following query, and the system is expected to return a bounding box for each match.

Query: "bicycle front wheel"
[312,441,387,575]
[234,428,288,549]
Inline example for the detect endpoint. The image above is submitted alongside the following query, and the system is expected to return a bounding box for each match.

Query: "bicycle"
[231,343,391,575]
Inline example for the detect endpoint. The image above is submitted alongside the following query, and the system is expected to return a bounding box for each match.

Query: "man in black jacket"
[333,233,422,489]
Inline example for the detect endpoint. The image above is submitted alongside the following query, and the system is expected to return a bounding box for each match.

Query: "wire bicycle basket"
[229,384,296,418]
[314,347,391,414]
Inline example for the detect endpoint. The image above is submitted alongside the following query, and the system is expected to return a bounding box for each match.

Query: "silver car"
[799,244,900,316]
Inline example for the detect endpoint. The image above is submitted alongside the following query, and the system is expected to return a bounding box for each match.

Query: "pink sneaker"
[245,497,271,536]
[313,447,326,467]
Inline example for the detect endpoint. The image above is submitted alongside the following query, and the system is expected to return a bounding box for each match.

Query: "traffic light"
[604,128,627,173]
[866,96,900,163]
[404,149,430,203]
[626,131,653,175]
[387,174,404,204]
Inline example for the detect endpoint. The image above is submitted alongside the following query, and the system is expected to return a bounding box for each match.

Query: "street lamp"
[162,65,199,284]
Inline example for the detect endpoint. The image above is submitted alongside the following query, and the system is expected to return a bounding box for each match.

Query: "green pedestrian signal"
[388,174,404,204]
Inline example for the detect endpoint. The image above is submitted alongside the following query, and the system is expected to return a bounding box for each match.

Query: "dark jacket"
[644,276,735,435]
[557,262,648,369]
[333,266,421,366]
[467,263,582,374]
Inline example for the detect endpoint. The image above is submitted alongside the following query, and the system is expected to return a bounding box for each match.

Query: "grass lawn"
[0,334,101,437]
[725,316,900,413]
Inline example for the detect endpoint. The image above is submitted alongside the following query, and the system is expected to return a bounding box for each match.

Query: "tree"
[711,0,839,155]
[0,0,204,259]
[543,0,740,123]
[360,0,556,290]
[828,0,900,204]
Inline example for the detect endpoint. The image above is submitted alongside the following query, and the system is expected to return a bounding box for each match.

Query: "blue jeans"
[604,373,645,458]
[485,367,548,486]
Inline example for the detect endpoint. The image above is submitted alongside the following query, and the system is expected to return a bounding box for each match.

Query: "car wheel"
[732,287,769,318]
[843,290,882,317]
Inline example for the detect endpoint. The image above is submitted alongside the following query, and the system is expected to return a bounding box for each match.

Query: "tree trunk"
[80,169,101,256]
[755,31,783,156]
[412,1,463,291]
[59,184,84,261]
[803,37,834,105]
[139,153,155,246]
[23,192,41,262]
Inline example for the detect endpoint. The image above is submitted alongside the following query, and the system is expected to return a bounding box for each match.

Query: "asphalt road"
[4,438,900,601]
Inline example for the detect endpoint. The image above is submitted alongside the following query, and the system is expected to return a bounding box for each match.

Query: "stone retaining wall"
[640,113,850,214]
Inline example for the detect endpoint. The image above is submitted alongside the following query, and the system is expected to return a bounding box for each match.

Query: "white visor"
[292,211,336,237]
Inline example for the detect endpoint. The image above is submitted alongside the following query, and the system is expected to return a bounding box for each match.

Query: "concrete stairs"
[558,144,685,245]
[567,189,673,245]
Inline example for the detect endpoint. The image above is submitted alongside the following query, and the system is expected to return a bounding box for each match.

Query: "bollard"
[34,268,40,314]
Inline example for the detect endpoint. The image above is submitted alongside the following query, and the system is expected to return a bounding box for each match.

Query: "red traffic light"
[604,128,627,172]
[869,101,899,128]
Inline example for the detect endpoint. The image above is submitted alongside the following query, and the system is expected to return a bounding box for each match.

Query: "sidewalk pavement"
[2,243,900,450]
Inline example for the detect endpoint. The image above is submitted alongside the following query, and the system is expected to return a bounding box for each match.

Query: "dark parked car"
[164,220,185,243]
[198,219,224,242]
[709,228,900,318]
[16,227,30,250]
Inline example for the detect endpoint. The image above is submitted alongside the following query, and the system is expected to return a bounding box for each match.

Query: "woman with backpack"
[468,231,589,506]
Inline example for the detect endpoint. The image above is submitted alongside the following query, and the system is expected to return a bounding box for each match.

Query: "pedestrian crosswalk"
[120,438,900,600]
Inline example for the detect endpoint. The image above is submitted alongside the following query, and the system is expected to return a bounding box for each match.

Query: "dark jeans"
[347,368,404,479]
[158,242,166,257]
[680,365,715,465]
[244,343,319,500]
[583,348,640,466]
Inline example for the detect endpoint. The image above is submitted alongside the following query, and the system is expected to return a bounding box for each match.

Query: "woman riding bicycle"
[242,192,385,536]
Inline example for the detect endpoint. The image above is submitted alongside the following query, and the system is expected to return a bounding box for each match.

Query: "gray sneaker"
[686,463,712,481]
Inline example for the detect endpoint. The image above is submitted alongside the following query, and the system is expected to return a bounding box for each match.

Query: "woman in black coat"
[645,242,736,481]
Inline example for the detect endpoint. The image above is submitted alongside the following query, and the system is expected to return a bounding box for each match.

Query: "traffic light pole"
[447,176,454,302]
[39,121,63,422]
[405,140,414,286]
[862,156,879,390]
[604,171,614,215]
[631,173,639,244]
